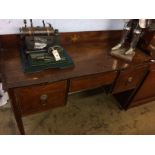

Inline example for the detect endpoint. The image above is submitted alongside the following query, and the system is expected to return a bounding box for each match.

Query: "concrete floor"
[0,88,155,135]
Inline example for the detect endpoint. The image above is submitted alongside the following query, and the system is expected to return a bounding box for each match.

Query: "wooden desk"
[0,31,152,134]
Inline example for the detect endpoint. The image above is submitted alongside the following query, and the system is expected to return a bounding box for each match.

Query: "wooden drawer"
[14,81,67,116]
[131,63,155,107]
[69,71,117,92]
[113,65,148,94]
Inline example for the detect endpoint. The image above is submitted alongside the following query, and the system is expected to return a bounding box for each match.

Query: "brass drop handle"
[40,94,48,106]
[128,77,133,83]
[125,76,133,85]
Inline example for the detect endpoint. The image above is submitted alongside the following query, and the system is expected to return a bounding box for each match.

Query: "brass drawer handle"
[40,94,48,106]
[128,77,133,83]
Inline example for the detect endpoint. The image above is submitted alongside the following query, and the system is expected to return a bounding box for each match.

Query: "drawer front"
[113,65,148,94]
[14,81,67,116]
[69,71,117,92]
[131,63,155,106]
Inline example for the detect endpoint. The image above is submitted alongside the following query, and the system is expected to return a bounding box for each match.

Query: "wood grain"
[13,80,67,116]
[112,64,149,94]
[69,71,117,92]
[131,62,155,107]
[0,31,150,89]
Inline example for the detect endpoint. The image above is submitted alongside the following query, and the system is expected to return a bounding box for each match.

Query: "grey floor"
[0,88,155,135]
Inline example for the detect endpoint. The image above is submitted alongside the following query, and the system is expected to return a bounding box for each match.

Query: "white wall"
[0,19,124,35]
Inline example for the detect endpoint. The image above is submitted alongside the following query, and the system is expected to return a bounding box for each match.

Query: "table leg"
[8,90,25,135]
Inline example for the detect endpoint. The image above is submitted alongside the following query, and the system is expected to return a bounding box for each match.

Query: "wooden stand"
[111,48,135,62]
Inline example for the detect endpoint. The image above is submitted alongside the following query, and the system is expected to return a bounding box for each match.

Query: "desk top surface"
[0,34,151,89]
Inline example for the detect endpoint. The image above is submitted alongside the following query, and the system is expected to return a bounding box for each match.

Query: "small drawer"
[14,81,67,116]
[113,65,148,94]
[69,71,117,92]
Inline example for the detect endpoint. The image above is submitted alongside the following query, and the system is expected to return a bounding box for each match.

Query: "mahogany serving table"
[0,31,154,134]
